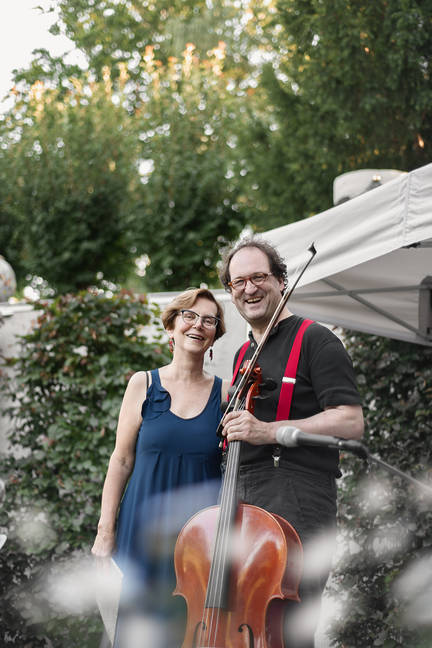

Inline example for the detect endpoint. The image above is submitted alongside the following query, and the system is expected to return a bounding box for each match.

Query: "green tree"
[51,0,251,84]
[2,2,257,294]
[0,73,140,292]
[0,50,249,294]
[132,44,246,290]
[239,0,432,230]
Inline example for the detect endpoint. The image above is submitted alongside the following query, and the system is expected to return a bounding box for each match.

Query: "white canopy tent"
[262,162,432,346]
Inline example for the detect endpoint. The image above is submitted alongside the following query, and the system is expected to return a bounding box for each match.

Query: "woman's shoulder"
[127,370,153,392]
[128,370,149,385]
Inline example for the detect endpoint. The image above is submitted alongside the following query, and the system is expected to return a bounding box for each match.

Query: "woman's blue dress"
[113,369,223,647]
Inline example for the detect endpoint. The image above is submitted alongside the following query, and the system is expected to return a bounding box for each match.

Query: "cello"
[174,246,316,648]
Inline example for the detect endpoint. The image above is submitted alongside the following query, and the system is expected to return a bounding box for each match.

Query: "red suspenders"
[230,341,250,387]
[230,319,314,420]
[275,319,313,420]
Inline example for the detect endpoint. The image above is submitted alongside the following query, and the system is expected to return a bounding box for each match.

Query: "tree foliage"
[0,289,170,645]
[239,0,432,230]
[331,333,432,647]
[51,0,251,83]
[133,43,245,290]
[2,0,432,283]
[1,10,252,292]
[0,74,140,292]
[1,45,249,292]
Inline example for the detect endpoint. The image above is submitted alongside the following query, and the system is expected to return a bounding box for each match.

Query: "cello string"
[207,438,242,644]
[213,392,244,599]
[204,443,242,643]
[206,452,234,645]
[199,390,247,645]
[212,396,245,624]
[204,442,235,644]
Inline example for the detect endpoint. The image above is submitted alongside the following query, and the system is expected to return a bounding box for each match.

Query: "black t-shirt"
[231,315,362,476]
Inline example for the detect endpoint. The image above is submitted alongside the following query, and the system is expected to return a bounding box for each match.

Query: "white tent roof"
[262,163,432,346]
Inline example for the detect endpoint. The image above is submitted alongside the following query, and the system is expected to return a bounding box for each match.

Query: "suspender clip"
[272,445,281,468]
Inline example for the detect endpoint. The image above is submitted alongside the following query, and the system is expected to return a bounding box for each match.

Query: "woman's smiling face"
[169,296,218,354]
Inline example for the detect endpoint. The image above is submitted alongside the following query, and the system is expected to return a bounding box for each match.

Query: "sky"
[0,0,85,113]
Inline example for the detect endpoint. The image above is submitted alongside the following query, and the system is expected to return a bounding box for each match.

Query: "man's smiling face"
[228,246,285,330]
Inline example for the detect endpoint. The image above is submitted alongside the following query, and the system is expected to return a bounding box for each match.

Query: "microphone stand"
[344,441,432,497]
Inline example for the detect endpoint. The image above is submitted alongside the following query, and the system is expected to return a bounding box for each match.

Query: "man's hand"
[222,410,276,445]
[222,404,364,446]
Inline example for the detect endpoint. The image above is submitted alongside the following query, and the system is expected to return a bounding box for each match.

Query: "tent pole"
[321,278,432,343]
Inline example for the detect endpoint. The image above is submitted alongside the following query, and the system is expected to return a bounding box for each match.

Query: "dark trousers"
[237,461,338,648]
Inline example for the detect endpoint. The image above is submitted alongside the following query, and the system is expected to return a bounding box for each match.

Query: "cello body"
[174,502,303,648]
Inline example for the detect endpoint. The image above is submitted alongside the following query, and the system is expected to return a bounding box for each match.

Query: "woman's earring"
[169,338,174,354]
[209,347,213,361]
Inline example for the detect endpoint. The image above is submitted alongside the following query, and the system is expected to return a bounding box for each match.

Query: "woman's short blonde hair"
[161,288,226,341]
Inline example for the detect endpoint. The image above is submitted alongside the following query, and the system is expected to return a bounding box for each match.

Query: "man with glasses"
[218,237,364,648]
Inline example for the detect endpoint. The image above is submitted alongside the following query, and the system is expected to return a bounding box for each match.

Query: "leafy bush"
[330,333,432,647]
[0,288,170,646]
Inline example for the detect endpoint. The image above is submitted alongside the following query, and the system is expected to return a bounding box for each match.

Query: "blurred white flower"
[394,553,432,626]
[302,529,336,584]
[72,345,88,357]
[14,508,57,552]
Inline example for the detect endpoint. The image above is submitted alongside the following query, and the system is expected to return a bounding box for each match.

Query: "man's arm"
[222,404,364,445]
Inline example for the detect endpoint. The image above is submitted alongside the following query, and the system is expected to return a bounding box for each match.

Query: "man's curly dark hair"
[218,236,288,292]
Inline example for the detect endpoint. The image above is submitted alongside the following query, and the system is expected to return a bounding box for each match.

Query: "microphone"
[276,426,368,458]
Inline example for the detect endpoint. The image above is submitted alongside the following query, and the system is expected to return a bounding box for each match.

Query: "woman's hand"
[91,529,116,559]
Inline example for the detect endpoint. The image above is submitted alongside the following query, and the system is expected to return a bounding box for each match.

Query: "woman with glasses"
[92,288,228,648]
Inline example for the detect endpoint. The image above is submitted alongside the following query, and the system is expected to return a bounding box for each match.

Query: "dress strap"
[143,368,161,405]
[213,375,222,402]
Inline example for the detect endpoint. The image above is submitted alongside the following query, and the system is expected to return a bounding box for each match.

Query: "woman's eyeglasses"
[179,309,220,329]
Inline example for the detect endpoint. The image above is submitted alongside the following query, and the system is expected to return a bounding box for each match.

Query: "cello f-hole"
[192,621,205,648]
[238,623,255,646]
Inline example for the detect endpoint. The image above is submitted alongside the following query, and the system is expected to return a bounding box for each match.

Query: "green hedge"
[330,332,432,647]
[0,289,170,646]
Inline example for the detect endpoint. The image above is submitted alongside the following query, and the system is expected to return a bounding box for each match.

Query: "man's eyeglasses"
[227,272,273,293]
[179,309,220,329]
